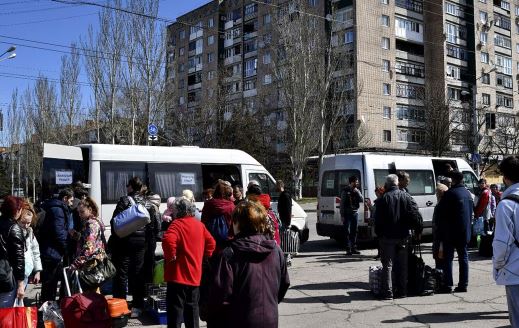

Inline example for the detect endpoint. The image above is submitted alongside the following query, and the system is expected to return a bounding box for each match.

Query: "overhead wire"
[0,12,98,27]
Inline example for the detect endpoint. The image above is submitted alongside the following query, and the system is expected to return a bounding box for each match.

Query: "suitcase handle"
[63,267,83,297]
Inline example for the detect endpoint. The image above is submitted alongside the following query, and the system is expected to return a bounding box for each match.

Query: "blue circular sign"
[148,124,158,136]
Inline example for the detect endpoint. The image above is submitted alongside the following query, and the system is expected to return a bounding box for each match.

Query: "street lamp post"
[0,45,16,63]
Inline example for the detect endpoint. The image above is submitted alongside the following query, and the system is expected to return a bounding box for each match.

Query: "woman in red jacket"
[163,198,215,328]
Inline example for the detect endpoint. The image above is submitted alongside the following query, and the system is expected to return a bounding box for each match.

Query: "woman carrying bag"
[0,196,25,308]
[70,197,114,290]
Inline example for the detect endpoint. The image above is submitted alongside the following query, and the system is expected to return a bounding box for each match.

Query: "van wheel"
[299,228,309,244]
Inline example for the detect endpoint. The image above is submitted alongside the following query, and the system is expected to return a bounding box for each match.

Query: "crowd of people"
[0,177,292,328]
[1,155,519,327]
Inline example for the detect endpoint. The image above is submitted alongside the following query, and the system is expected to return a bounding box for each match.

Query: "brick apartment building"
[165,0,519,157]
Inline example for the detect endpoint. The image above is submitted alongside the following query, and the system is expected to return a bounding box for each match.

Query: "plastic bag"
[152,259,165,285]
[39,301,64,328]
[0,299,38,328]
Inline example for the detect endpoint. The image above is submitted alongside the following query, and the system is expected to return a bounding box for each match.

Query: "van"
[316,153,479,242]
[41,143,309,243]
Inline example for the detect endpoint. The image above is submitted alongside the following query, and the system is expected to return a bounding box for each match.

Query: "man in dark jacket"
[436,170,473,293]
[276,180,292,228]
[375,174,423,299]
[39,188,74,302]
[340,175,363,255]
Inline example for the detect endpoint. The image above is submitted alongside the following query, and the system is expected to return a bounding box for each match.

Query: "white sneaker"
[131,307,142,318]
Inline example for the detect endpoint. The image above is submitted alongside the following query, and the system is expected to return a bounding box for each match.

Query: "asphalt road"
[28,205,511,327]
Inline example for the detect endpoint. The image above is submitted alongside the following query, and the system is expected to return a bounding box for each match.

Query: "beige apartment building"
[166,0,519,157]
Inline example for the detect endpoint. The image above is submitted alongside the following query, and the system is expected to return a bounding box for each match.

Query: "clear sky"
[0,0,210,114]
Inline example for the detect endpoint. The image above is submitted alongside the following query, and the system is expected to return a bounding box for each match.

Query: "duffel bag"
[113,197,150,238]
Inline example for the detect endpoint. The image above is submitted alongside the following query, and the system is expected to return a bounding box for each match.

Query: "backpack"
[501,195,519,248]
[206,215,229,245]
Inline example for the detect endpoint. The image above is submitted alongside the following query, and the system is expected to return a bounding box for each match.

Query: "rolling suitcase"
[60,268,111,328]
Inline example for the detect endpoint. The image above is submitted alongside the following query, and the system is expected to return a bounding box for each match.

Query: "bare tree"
[272,0,360,198]
[60,43,82,145]
[82,26,103,143]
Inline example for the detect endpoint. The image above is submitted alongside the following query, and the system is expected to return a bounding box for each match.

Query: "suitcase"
[60,268,111,328]
[280,228,300,254]
[113,197,151,238]
[479,232,494,257]
[369,265,383,296]
[106,298,130,318]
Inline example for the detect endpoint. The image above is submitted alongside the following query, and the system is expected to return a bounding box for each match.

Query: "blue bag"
[206,215,229,245]
[472,216,484,237]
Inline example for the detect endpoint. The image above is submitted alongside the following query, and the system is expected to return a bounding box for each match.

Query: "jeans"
[506,285,519,328]
[343,212,358,249]
[167,282,200,328]
[112,237,147,308]
[443,243,469,288]
[0,289,16,308]
[379,237,409,297]
[41,258,63,302]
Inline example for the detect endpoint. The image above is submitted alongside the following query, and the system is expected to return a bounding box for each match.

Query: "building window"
[396,60,425,77]
[497,93,514,108]
[396,83,423,99]
[179,47,185,56]
[344,31,355,44]
[495,54,513,75]
[244,79,256,91]
[447,64,461,80]
[381,15,390,27]
[501,0,510,11]
[308,0,317,6]
[207,52,214,63]
[480,32,487,45]
[208,71,216,80]
[263,13,271,25]
[382,59,390,72]
[480,11,488,23]
[445,2,464,18]
[480,52,489,63]
[263,74,272,85]
[447,87,461,100]
[445,23,466,43]
[495,33,512,49]
[482,93,490,105]
[179,79,184,89]
[396,105,425,122]
[383,106,391,119]
[497,74,513,89]
[383,83,391,95]
[382,37,390,49]
[481,73,490,84]
[263,52,271,64]
[244,58,258,77]
[381,0,389,4]
[178,63,185,73]
[486,113,496,130]
[397,128,425,143]
[208,35,215,45]
[494,13,511,31]
[244,3,258,15]
[179,30,185,39]
[447,44,466,60]
[516,43,519,53]
[208,18,214,28]
[383,130,391,142]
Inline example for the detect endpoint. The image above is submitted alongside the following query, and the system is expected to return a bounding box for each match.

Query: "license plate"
[321,213,335,221]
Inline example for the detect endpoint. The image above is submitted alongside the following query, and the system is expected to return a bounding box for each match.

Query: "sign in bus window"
[180,173,195,185]
[56,170,73,185]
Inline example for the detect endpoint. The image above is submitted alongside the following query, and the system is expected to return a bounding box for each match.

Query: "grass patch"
[296,197,317,204]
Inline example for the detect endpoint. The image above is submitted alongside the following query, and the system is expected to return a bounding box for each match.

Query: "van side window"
[148,163,203,202]
[462,171,478,194]
[202,165,242,189]
[101,162,146,203]
[406,170,435,195]
[321,170,361,197]
[248,173,279,199]
[41,158,87,201]
[374,169,390,189]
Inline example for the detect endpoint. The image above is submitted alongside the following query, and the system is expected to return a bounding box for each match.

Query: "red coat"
[162,216,215,286]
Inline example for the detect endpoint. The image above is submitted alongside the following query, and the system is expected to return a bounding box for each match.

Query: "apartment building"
[166,0,519,155]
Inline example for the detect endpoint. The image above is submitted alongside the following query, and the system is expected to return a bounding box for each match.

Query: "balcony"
[189,29,203,41]
[225,20,233,30]
[395,0,423,14]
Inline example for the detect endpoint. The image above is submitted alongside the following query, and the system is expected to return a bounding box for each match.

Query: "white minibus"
[316,153,479,242]
[41,143,309,243]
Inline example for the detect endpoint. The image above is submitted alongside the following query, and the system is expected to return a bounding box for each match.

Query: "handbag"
[280,228,300,254]
[0,299,38,328]
[113,196,151,238]
[79,258,116,289]
[0,225,15,293]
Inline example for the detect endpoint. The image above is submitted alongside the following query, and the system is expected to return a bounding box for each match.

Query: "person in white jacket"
[18,201,42,289]
[493,155,519,328]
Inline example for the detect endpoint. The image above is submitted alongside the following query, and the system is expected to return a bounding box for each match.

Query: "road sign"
[148,135,157,141]
[148,124,158,136]
[471,153,481,163]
